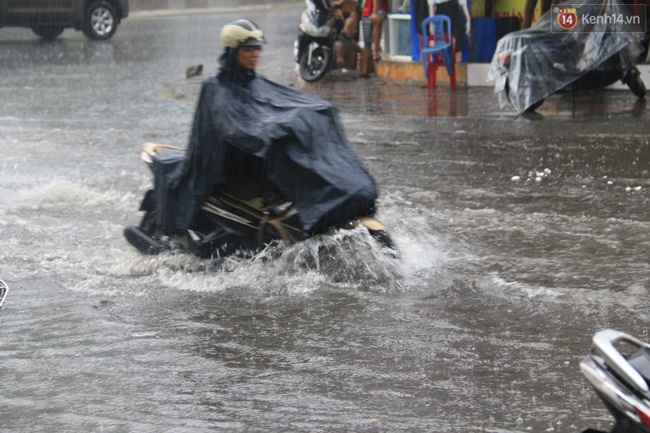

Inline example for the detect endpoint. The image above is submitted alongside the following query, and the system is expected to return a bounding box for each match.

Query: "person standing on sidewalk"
[414,0,430,50]
[358,0,390,78]
[428,0,470,62]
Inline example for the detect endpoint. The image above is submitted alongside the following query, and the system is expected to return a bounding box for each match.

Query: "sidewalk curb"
[129,1,302,18]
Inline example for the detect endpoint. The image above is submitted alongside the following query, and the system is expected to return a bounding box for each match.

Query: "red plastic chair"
[421,15,456,90]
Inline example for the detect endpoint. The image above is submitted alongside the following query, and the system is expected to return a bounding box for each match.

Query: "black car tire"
[299,45,332,82]
[82,1,118,40]
[32,26,65,41]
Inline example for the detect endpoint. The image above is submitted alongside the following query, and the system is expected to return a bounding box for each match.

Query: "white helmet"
[220,19,267,49]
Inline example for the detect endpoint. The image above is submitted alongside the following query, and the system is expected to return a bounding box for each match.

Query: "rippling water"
[1,4,649,433]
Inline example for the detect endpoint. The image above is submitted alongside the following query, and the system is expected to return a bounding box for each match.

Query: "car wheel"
[32,26,65,41]
[82,1,118,40]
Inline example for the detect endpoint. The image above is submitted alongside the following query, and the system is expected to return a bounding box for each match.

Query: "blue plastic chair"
[421,15,456,90]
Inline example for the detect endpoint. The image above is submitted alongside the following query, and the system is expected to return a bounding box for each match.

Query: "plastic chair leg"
[427,60,437,90]
[445,60,456,90]
[425,51,457,91]
[439,49,456,90]
[449,59,456,90]
[446,42,457,91]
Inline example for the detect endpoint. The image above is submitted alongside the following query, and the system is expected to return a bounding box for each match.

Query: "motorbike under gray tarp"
[488,0,645,113]
[155,72,377,235]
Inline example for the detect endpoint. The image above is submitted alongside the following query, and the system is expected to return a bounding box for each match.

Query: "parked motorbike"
[489,0,647,114]
[295,0,347,82]
[295,0,361,82]
[0,279,8,311]
[580,329,650,433]
[124,143,396,260]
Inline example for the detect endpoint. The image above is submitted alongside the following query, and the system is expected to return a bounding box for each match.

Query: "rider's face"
[237,45,261,71]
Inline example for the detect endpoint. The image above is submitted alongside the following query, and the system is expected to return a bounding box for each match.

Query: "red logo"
[557,7,578,29]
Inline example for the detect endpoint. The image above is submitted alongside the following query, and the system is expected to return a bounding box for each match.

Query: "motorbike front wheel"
[299,45,332,82]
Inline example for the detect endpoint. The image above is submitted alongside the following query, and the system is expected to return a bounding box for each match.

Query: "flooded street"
[1,3,649,432]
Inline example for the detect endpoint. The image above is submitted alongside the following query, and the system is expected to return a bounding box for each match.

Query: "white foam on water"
[3,178,140,210]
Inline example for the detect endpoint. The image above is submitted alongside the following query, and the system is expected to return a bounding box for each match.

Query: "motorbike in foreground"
[124,143,396,260]
[0,279,8,311]
[488,0,647,114]
[580,329,650,433]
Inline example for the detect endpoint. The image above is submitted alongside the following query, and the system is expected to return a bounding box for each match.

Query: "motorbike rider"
[162,19,276,236]
[159,19,378,237]
[211,20,272,202]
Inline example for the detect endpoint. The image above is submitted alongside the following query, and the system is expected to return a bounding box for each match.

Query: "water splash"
[0,177,453,299]
[119,226,405,295]
[6,179,137,211]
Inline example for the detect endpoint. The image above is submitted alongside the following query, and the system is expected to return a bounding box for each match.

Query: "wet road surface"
[0,3,649,433]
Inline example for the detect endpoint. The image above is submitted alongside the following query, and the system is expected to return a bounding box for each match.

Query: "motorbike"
[580,329,650,433]
[0,279,7,311]
[488,0,647,114]
[124,143,396,260]
[295,1,336,82]
[296,0,360,82]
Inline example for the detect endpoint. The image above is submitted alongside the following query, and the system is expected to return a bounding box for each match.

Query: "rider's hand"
[370,12,381,26]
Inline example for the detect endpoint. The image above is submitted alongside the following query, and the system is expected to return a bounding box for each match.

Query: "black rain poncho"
[155,49,377,235]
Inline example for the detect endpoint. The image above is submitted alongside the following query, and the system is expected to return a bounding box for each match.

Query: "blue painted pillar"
[411,0,421,61]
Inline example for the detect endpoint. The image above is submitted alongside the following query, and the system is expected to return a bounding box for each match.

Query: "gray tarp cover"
[488,0,645,113]
[154,69,377,235]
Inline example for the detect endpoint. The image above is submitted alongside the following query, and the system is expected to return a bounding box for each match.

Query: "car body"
[0,0,129,40]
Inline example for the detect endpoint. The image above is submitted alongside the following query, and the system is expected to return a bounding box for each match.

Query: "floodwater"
[1,3,649,433]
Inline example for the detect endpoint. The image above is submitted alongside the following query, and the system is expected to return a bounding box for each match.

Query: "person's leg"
[361,43,371,76]
[341,10,358,39]
[442,2,464,62]
[358,16,372,77]
[371,10,386,60]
